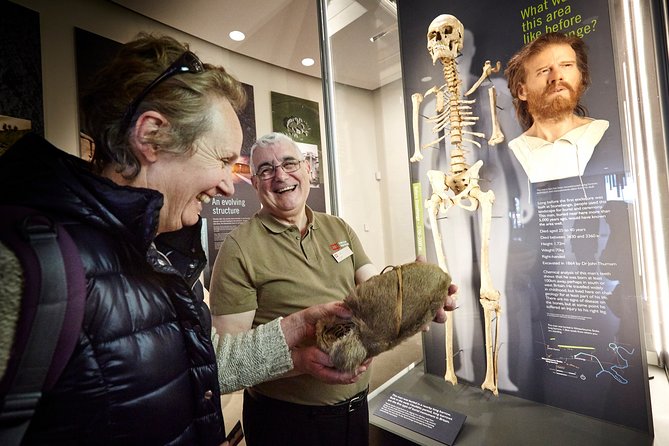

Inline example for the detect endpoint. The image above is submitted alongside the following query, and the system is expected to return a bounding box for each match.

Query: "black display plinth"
[368,364,652,446]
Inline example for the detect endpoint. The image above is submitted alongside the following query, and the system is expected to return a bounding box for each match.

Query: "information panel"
[374,392,466,445]
[398,0,651,432]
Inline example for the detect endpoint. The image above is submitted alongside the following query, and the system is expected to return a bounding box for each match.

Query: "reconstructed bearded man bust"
[505,33,608,183]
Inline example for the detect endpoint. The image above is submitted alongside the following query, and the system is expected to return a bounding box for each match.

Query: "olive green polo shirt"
[210,206,372,405]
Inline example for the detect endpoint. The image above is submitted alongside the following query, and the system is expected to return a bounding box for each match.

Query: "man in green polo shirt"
[210,132,377,446]
[210,132,456,446]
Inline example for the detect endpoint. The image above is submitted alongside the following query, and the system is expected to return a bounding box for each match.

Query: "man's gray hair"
[249,132,303,174]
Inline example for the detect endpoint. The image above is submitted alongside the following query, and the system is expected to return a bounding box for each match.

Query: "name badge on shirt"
[332,246,353,263]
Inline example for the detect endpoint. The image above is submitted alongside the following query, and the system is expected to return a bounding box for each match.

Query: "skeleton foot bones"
[411,14,503,396]
[316,262,451,373]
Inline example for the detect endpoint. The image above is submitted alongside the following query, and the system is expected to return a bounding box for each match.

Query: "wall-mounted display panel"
[398,0,652,435]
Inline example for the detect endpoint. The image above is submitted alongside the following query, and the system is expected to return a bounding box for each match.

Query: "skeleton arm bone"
[411,93,425,162]
[487,86,504,146]
[411,86,446,162]
[465,60,501,96]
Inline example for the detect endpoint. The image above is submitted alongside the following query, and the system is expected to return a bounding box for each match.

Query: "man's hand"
[432,283,458,324]
[415,255,458,327]
[291,345,370,384]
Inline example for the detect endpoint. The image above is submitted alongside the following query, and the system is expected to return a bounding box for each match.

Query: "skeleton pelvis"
[316,262,451,372]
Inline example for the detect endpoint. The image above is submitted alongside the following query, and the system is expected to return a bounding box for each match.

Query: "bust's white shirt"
[508,119,609,183]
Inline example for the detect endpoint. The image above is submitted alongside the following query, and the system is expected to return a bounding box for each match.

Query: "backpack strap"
[0,207,86,444]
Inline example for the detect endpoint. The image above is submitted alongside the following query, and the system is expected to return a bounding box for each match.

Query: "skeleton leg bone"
[426,171,458,386]
[480,299,500,396]
[471,187,501,395]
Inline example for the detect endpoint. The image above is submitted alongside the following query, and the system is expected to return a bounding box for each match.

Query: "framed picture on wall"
[0,115,31,156]
[270,91,326,211]
[0,1,43,142]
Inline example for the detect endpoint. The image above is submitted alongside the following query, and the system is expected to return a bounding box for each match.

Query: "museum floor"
[221,333,669,445]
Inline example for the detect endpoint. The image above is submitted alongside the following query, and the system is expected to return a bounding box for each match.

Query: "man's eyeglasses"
[120,50,204,132]
[254,159,303,180]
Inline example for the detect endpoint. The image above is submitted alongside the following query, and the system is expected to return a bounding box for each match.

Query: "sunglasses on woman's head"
[120,51,204,132]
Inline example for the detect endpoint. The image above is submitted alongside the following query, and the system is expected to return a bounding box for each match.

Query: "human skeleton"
[410,14,503,395]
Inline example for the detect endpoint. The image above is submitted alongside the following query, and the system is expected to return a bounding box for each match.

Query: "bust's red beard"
[526,81,584,122]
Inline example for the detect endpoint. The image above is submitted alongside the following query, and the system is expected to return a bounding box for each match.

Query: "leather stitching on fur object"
[316,262,451,373]
[394,266,403,337]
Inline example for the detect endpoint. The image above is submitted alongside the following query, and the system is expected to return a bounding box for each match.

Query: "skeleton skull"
[427,14,464,64]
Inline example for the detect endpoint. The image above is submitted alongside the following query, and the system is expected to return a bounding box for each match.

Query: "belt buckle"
[347,392,365,413]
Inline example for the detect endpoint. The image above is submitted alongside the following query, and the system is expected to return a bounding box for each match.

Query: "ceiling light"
[229,31,245,41]
[370,24,398,42]
[301,58,315,67]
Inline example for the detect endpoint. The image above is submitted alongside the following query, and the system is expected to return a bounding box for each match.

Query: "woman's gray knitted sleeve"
[213,317,294,394]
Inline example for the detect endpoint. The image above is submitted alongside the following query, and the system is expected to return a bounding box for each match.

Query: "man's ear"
[130,111,168,163]
[517,84,528,101]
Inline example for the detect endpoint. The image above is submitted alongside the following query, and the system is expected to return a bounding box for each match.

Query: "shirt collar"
[508,119,610,183]
[258,205,317,234]
[515,119,609,151]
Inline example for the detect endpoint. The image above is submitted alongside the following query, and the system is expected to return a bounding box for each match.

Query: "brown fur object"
[316,262,451,373]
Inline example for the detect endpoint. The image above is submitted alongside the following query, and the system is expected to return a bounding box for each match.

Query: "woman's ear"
[130,111,167,163]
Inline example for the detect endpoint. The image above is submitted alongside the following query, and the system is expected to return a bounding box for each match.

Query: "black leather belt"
[245,387,369,417]
[329,387,368,414]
